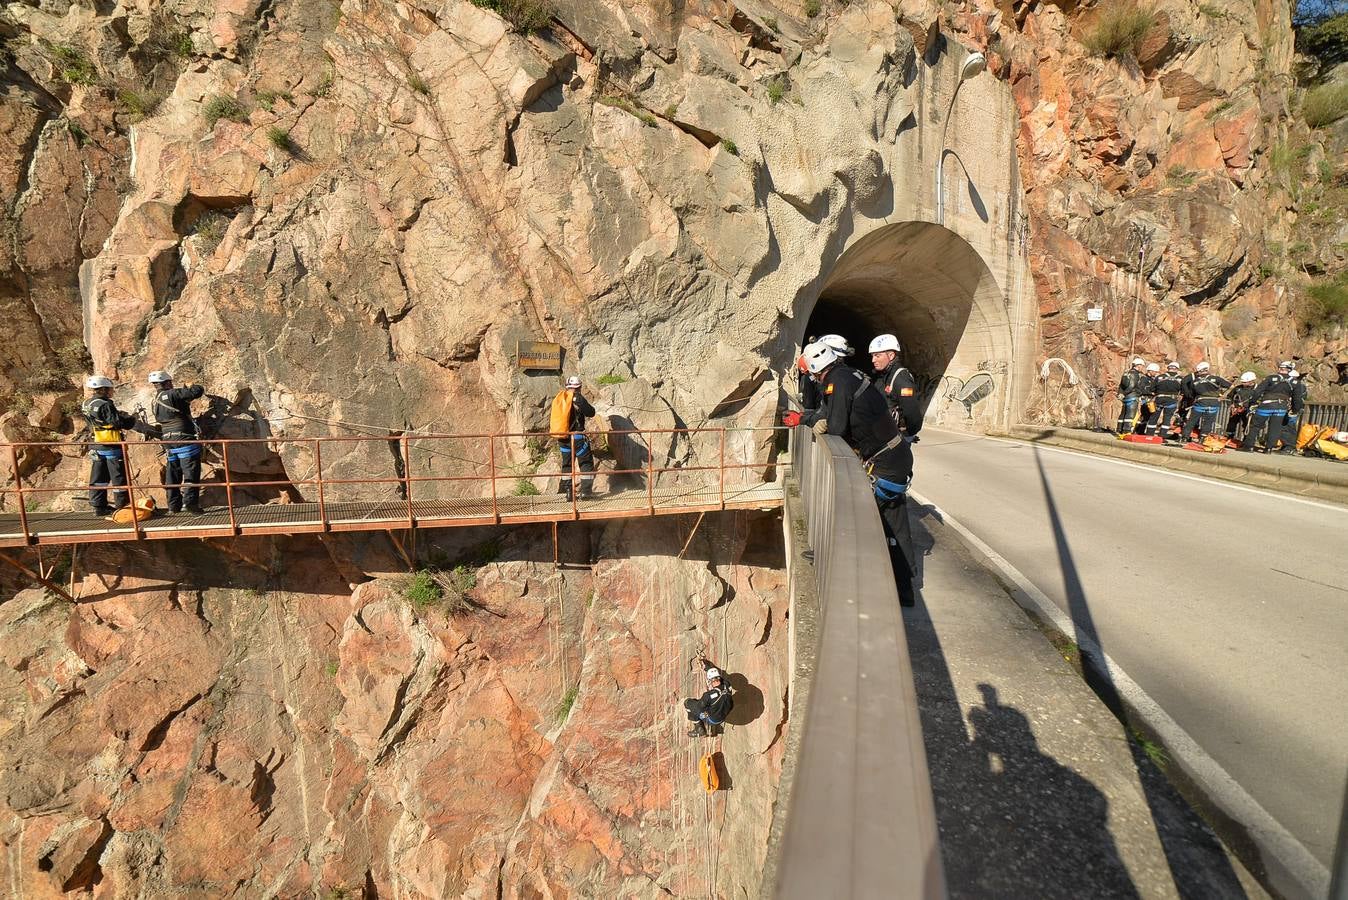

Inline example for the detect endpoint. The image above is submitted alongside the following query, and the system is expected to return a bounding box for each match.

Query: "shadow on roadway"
[1027,447,1254,897]
[903,509,1140,898]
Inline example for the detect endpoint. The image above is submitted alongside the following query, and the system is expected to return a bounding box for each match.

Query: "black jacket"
[566,392,595,432]
[1151,374,1183,399]
[693,684,734,723]
[1251,374,1293,404]
[1290,379,1307,414]
[807,363,912,482]
[875,360,923,436]
[1226,383,1257,408]
[81,396,135,431]
[153,384,205,440]
[1119,369,1146,399]
[1185,373,1231,401]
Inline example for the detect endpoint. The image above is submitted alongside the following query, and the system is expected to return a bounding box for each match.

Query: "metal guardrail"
[773,428,946,899]
[0,426,785,546]
[1107,396,1348,439]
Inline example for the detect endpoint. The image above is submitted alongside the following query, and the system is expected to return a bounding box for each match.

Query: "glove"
[812,420,828,436]
[782,411,802,427]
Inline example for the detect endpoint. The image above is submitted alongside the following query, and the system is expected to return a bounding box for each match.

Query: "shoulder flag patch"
[899,388,915,397]
[825,383,835,395]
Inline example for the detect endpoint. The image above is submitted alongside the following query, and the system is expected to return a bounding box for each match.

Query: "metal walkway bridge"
[0,427,785,549]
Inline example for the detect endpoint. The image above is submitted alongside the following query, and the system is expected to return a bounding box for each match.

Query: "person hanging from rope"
[684,665,734,737]
[80,375,138,518]
[149,370,206,514]
[550,375,596,501]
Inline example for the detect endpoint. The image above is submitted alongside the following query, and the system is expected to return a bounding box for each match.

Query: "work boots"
[687,721,708,738]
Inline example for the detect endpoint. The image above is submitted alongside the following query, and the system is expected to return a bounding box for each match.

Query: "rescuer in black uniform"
[684,666,734,737]
[867,333,924,437]
[1140,362,1161,434]
[1116,357,1147,435]
[1224,372,1258,445]
[1182,362,1231,443]
[1243,361,1295,453]
[1145,362,1184,439]
[148,370,206,514]
[556,375,596,500]
[785,340,920,606]
[81,375,137,516]
[1278,369,1308,455]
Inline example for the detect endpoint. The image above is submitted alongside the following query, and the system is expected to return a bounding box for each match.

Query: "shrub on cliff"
[1298,274,1348,332]
[1082,3,1156,60]
[1303,82,1348,127]
[470,0,554,33]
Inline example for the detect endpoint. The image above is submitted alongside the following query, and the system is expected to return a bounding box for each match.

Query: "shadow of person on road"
[900,526,1141,897]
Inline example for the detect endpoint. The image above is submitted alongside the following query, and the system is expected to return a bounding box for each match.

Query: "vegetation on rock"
[1081,3,1157,60]
[203,94,247,127]
[470,0,555,33]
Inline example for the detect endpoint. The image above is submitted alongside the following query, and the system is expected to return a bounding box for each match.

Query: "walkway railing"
[772,428,946,898]
[0,426,786,547]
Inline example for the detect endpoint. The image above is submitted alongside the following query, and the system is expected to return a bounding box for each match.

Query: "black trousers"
[1243,401,1289,451]
[1225,409,1249,442]
[683,698,705,722]
[877,494,916,606]
[88,452,128,512]
[1144,401,1178,437]
[1183,402,1221,441]
[165,448,202,510]
[1278,413,1301,453]
[1116,398,1141,434]
[558,442,594,496]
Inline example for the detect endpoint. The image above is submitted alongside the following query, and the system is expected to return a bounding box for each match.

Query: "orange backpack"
[549,390,574,439]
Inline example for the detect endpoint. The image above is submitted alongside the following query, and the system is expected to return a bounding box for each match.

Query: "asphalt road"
[914,428,1348,871]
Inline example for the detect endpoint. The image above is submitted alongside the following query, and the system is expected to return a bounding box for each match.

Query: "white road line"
[911,487,1332,900]
[928,429,1348,515]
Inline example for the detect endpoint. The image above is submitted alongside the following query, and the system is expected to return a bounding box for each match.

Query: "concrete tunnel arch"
[802,222,1014,427]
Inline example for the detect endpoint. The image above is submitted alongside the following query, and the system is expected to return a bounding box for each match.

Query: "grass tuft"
[1298,273,1348,333]
[596,373,626,385]
[405,569,444,609]
[408,74,431,95]
[555,685,579,723]
[51,43,98,86]
[267,126,297,155]
[1081,2,1156,60]
[766,74,788,105]
[1303,82,1348,129]
[118,88,165,120]
[470,0,555,33]
[255,89,293,112]
[720,138,739,156]
[598,94,657,127]
[514,478,541,496]
[804,0,821,18]
[203,94,247,128]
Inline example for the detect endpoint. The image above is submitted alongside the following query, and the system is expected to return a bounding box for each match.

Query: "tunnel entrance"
[801,222,1012,427]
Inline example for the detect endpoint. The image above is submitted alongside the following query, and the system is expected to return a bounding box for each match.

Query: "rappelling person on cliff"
[685,662,734,738]
[783,338,920,606]
[550,375,596,501]
[148,370,207,515]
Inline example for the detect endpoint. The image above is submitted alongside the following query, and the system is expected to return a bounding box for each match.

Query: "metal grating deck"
[0,482,783,547]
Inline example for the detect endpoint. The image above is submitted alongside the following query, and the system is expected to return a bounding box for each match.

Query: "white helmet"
[85,375,113,389]
[1289,369,1299,380]
[1240,371,1256,384]
[803,341,840,374]
[1195,361,1210,372]
[564,375,581,389]
[705,667,721,681]
[818,334,854,356]
[1131,357,1145,367]
[1166,361,1179,371]
[1277,360,1293,370]
[1145,363,1160,373]
[148,370,172,384]
[868,334,901,354]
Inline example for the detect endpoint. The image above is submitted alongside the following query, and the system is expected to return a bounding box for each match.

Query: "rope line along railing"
[770,428,946,899]
[0,426,787,547]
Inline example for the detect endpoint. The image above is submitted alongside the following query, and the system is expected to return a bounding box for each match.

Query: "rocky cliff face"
[0,514,788,896]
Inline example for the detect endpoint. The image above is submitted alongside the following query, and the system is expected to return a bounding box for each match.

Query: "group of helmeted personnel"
[782,333,923,606]
[1115,358,1307,453]
[80,371,207,517]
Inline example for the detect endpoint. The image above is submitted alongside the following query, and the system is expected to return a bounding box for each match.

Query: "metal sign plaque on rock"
[517,341,563,371]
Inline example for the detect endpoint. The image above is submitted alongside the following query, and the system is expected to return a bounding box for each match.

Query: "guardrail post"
[120,441,144,540]
[314,440,328,530]
[646,432,655,515]
[489,435,500,523]
[8,445,32,544]
[402,434,414,530]
[719,427,727,509]
[221,442,239,535]
[570,433,578,518]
